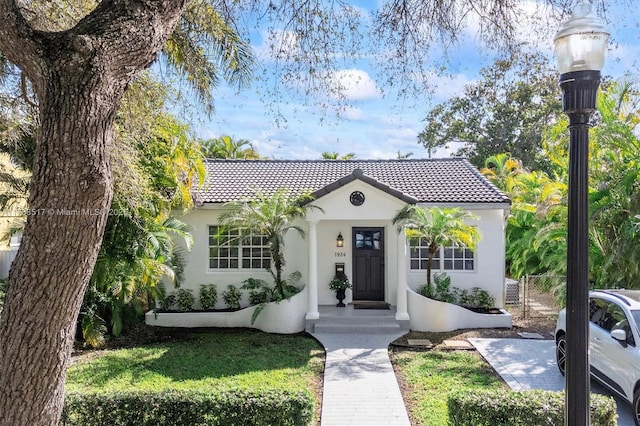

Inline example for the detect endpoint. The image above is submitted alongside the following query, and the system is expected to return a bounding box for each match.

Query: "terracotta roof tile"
[197,159,511,205]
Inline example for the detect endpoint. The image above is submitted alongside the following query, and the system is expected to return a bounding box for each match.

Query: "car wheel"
[634,390,640,426]
[556,333,566,376]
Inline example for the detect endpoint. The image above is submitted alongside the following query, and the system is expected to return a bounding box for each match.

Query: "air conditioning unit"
[505,279,520,305]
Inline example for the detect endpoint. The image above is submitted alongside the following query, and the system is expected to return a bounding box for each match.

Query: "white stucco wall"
[172,205,306,309]
[146,285,308,333]
[175,180,508,311]
[408,288,512,332]
[406,205,507,308]
[307,180,408,306]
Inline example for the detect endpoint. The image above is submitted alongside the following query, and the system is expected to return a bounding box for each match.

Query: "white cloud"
[331,69,381,101]
[251,131,288,158]
[459,1,557,51]
[426,72,474,101]
[512,2,558,50]
[608,42,640,76]
[339,105,365,120]
[255,29,300,61]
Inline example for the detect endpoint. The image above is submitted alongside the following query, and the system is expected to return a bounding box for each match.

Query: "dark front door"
[352,227,385,301]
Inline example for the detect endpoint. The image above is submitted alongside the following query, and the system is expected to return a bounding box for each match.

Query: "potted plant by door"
[329,273,352,307]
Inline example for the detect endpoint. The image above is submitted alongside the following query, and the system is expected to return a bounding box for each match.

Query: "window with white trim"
[409,237,440,270]
[208,226,271,270]
[409,238,475,271]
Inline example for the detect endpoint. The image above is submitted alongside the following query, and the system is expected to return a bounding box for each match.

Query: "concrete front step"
[310,313,405,334]
[313,322,402,334]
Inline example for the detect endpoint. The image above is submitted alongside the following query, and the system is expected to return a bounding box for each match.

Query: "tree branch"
[19,72,38,109]
[68,0,188,80]
[0,0,46,95]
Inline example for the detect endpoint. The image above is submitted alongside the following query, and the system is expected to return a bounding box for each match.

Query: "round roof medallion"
[349,191,365,206]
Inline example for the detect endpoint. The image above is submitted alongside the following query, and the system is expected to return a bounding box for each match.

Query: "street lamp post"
[553,4,609,425]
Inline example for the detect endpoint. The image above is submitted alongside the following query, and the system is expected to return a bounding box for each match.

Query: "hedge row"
[61,389,314,426]
[448,389,617,426]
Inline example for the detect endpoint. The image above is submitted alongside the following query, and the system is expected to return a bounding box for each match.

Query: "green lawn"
[391,349,507,424]
[66,329,508,425]
[66,330,324,396]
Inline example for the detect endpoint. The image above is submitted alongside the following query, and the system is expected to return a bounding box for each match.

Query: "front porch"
[305,304,410,334]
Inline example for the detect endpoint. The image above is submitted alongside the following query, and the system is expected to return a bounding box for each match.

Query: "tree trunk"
[0,65,118,426]
[271,239,284,297]
[0,0,187,424]
[426,244,439,289]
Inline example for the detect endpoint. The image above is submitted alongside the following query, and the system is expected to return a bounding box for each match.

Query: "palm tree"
[163,0,254,111]
[218,188,322,297]
[321,151,356,160]
[201,135,260,159]
[480,153,524,193]
[396,150,414,159]
[392,206,480,290]
[82,211,193,347]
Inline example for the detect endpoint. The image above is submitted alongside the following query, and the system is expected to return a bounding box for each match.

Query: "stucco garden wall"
[146,285,308,334]
[407,288,512,332]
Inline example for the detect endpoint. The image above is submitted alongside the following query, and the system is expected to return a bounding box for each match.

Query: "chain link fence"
[505,275,564,319]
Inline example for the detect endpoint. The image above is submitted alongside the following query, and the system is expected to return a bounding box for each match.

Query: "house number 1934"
[334,252,346,257]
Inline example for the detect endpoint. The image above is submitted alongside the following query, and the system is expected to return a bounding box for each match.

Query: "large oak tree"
[0,0,188,423]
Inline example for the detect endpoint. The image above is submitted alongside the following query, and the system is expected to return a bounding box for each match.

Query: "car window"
[589,298,636,344]
[601,302,625,331]
[605,303,635,346]
[632,310,640,339]
[589,298,608,326]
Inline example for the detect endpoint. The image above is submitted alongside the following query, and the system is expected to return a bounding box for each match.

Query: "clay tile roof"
[197,158,511,205]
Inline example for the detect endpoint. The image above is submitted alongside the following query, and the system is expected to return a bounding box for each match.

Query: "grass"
[66,330,324,396]
[391,348,507,425]
[66,328,510,425]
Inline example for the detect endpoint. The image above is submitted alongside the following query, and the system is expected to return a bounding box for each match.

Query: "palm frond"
[163,0,254,111]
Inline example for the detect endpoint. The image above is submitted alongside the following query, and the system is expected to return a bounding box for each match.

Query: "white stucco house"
[147,158,512,332]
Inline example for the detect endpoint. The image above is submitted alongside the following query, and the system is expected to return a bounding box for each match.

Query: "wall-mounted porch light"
[336,232,344,247]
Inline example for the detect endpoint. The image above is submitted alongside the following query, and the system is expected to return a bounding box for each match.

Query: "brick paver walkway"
[312,332,411,426]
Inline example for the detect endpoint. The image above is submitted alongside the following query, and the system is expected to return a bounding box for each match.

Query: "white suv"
[555,289,640,426]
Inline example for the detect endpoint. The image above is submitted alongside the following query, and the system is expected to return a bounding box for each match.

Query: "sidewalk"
[469,338,564,391]
[312,331,411,426]
[469,337,635,426]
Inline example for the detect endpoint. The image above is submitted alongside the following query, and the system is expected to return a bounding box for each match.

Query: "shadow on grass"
[67,329,323,390]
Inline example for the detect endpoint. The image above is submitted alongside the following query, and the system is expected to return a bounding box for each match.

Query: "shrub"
[175,289,195,312]
[241,278,272,306]
[159,292,176,311]
[418,273,497,310]
[455,288,472,306]
[455,287,496,309]
[417,283,434,298]
[279,271,303,300]
[61,389,314,426]
[465,287,495,310]
[199,284,218,310]
[433,272,456,303]
[248,290,269,306]
[447,389,616,426]
[328,274,351,291]
[222,285,242,310]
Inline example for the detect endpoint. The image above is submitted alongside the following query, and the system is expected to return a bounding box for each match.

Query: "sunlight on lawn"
[66,332,323,394]
[392,349,506,424]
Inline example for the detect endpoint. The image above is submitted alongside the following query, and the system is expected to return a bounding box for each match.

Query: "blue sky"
[194,2,639,160]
